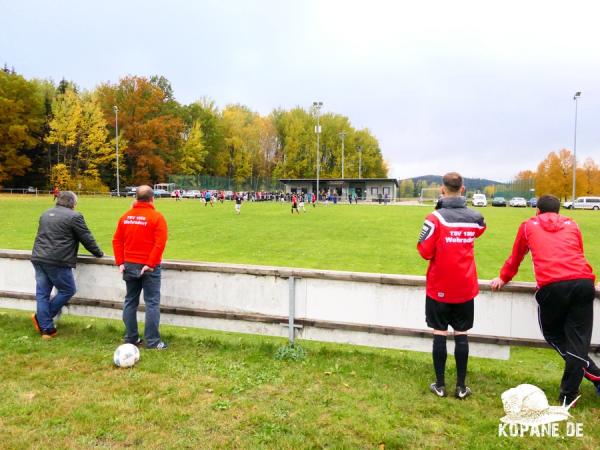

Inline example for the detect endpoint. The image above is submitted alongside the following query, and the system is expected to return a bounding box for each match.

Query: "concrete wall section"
[2,250,599,361]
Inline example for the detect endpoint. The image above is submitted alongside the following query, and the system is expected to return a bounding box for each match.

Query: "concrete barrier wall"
[2,249,599,361]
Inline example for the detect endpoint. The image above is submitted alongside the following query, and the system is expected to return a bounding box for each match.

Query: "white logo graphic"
[498,384,583,438]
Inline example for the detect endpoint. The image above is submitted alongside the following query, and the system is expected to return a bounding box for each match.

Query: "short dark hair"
[136,185,154,202]
[537,194,560,213]
[56,191,77,209]
[442,172,463,193]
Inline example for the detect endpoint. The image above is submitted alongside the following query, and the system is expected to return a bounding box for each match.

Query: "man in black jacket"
[31,191,104,339]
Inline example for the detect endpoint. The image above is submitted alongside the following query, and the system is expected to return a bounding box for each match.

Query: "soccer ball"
[113,343,140,368]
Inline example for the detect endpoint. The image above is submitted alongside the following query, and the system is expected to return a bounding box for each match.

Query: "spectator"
[31,191,104,339]
[112,185,169,350]
[491,194,600,405]
[417,172,486,400]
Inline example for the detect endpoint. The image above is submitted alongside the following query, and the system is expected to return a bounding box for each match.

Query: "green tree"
[184,98,227,176]
[399,178,415,198]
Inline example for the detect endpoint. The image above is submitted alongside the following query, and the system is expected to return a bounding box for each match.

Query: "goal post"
[419,187,440,204]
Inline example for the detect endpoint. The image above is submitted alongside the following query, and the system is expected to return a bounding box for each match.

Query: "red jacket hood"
[535,213,568,233]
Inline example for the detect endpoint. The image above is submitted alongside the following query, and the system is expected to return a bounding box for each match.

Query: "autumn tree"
[0,71,44,185]
[177,120,206,175]
[581,158,600,195]
[96,76,185,184]
[46,87,81,169]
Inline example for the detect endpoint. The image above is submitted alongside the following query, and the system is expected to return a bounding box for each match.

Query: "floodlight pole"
[313,101,323,198]
[339,131,346,179]
[571,92,581,208]
[114,105,120,197]
[358,145,362,179]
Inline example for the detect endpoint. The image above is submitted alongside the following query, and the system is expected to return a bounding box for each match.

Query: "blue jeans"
[122,263,162,348]
[33,262,76,332]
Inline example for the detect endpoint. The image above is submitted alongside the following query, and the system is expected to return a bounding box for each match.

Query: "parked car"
[563,196,600,210]
[509,197,527,207]
[527,197,537,208]
[492,196,507,207]
[471,193,487,207]
[110,186,137,197]
[153,189,170,198]
[184,190,201,198]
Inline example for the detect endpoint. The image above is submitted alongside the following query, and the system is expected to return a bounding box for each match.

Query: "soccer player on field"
[291,193,299,214]
[491,194,600,405]
[417,172,486,399]
[234,193,242,214]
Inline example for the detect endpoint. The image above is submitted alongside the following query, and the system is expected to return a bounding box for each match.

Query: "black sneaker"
[125,338,144,347]
[455,386,472,400]
[148,341,168,350]
[41,328,57,340]
[429,382,447,397]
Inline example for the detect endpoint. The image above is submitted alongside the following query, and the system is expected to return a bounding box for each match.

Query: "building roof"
[279,178,398,186]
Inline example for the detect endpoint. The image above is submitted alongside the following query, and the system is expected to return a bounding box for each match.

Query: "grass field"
[2,309,600,449]
[3,195,600,448]
[2,195,600,281]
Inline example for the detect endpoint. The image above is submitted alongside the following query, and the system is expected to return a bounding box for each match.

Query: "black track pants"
[535,278,598,396]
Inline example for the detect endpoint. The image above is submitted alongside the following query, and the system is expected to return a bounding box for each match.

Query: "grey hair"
[56,191,78,209]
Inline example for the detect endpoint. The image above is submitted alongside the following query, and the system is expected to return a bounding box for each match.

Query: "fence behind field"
[2,249,600,361]
[168,174,285,192]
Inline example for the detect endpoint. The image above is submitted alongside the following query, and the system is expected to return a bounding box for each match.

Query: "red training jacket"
[499,213,594,288]
[417,197,486,303]
[112,201,168,268]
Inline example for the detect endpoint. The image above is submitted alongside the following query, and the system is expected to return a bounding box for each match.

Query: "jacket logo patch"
[419,221,435,242]
[438,292,445,298]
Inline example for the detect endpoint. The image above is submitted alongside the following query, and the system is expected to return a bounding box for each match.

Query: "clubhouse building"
[278,178,398,201]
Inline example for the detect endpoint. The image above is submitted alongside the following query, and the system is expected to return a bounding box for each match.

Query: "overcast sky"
[2,0,600,181]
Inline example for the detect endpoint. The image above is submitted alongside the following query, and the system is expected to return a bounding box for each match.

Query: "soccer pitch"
[2,195,600,281]
[3,196,600,448]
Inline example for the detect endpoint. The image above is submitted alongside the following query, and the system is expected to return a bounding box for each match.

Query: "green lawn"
[2,195,600,281]
[2,310,600,449]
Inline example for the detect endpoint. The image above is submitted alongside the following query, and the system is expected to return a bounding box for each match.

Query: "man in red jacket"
[113,185,168,350]
[417,172,486,399]
[491,194,600,404]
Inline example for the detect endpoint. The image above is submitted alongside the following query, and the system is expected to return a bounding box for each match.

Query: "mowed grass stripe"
[2,195,600,280]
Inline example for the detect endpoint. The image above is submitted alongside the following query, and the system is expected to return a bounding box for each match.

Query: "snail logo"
[498,384,583,438]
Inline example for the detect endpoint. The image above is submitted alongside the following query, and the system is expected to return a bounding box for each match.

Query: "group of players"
[418,172,600,405]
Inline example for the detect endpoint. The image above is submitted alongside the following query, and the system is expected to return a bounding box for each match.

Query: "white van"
[563,196,600,210]
[471,193,487,207]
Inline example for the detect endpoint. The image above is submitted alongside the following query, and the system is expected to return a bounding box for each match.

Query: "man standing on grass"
[417,172,486,399]
[491,194,600,405]
[235,192,242,214]
[112,185,168,350]
[31,191,104,339]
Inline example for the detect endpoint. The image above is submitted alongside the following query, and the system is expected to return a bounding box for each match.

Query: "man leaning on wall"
[31,191,104,339]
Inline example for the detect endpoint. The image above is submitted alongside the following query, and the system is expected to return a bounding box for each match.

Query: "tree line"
[0,68,388,191]
[396,149,600,200]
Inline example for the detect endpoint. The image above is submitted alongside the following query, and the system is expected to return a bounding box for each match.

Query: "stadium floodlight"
[339,131,346,178]
[571,92,581,208]
[114,106,120,197]
[313,102,323,197]
[357,145,362,179]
